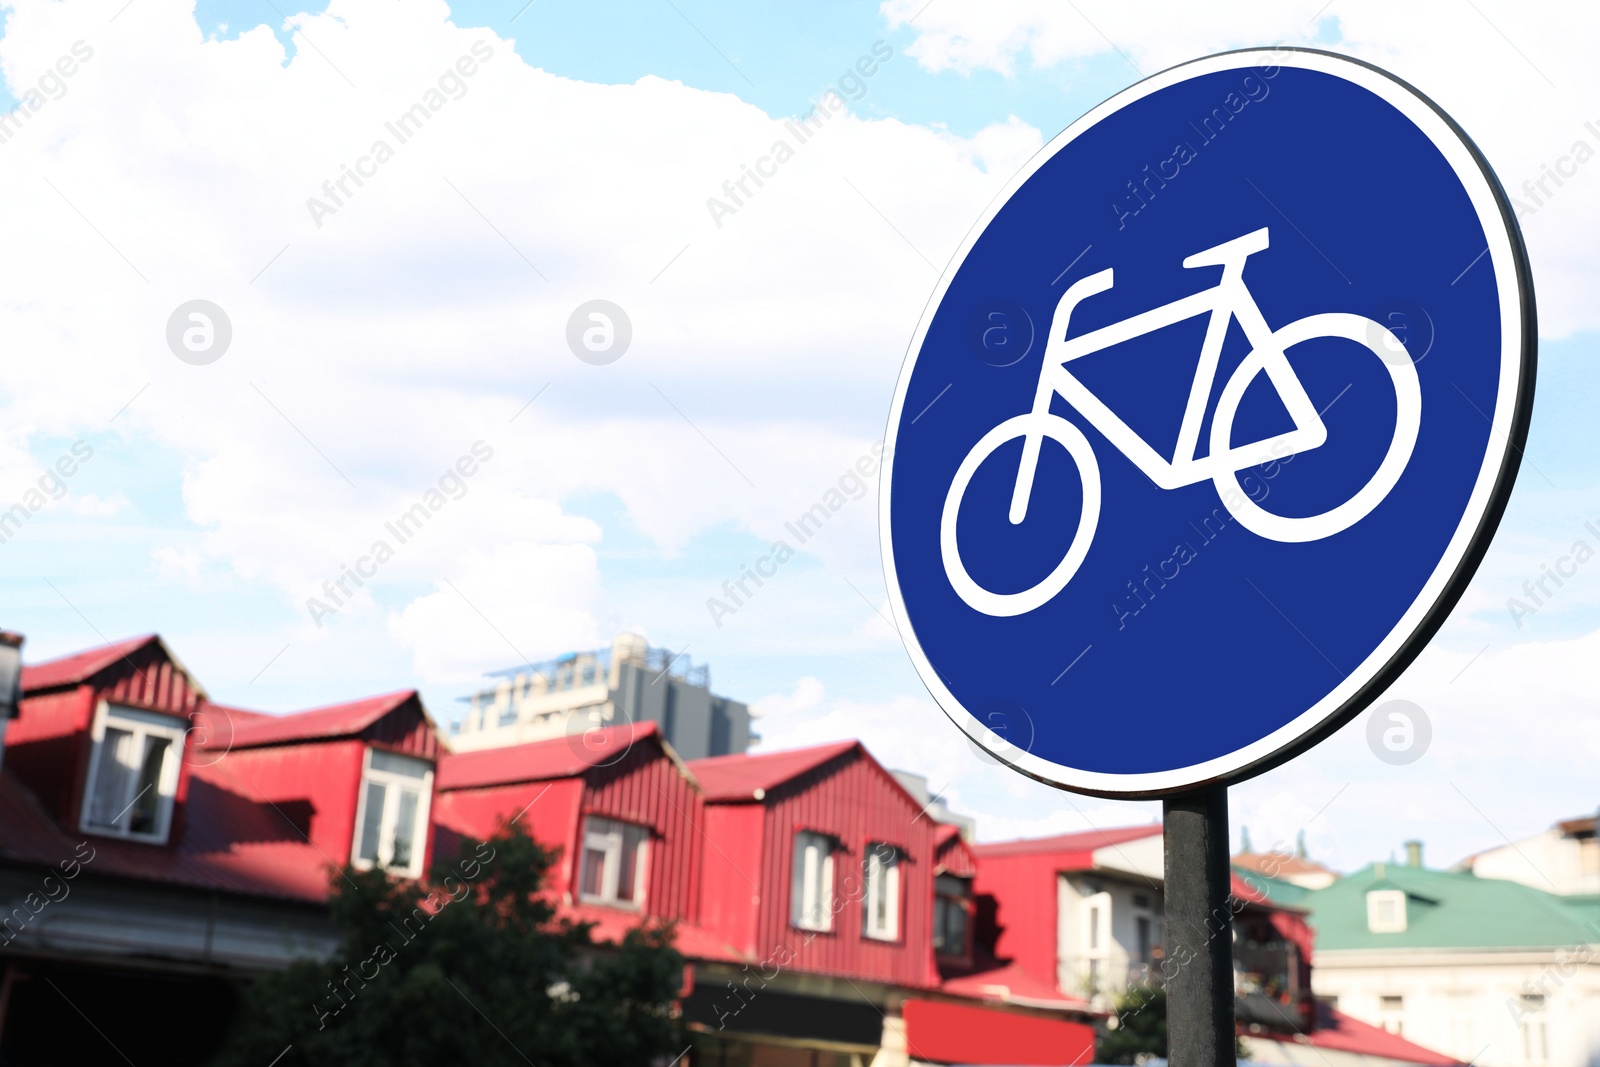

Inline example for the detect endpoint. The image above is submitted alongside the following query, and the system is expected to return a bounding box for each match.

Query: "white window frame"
[1378,994,1405,1036]
[1080,889,1113,990]
[863,843,901,941]
[792,831,835,932]
[1366,889,1408,932]
[1518,995,1548,1064]
[79,702,185,844]
[350,748,434,878]
[578,815,649,909]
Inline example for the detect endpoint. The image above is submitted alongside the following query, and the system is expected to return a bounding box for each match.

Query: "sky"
[0,0,1597,876]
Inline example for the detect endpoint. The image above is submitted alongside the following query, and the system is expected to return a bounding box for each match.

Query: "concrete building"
[1301,849,1600,1067]
[450,632,753,761]
[1455,812,1600,898]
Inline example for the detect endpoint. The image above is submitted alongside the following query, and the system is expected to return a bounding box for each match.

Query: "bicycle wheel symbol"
[941,414,1101,618]
[939,232,1421,618]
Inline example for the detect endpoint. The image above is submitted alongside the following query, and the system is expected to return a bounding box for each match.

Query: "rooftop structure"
[1301,849,1600,1067]
[450,632,753,761]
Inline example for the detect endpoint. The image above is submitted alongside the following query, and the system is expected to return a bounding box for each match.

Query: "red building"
[973,825,1463,1067]
[0,632,1459,1067]
[432,728,1098,1065]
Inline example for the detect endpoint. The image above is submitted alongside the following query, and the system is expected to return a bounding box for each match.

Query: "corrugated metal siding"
[749,750,937,988]
[360,702,439,759]
[4,687,95,822]
[973,852,1061,990]
[699,804,764,955]
[205,740,368,865]
[580,743,702,924]
[433,778,584,893]
[97,647,207,717]
[935,832,979,878]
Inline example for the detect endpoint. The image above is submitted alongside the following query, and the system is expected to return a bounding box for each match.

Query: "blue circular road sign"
[881,48,1534,797]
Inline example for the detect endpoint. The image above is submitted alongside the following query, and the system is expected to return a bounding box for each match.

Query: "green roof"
[1233,865,1311,907]
[1303,862,1600,951]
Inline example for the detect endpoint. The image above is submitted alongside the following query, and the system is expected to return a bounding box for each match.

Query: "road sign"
[881,48,1534,798]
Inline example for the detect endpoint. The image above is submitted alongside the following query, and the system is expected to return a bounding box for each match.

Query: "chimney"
[1296,829,1307,859]
[1404,840,1424,868]
[1239,826,1252,853]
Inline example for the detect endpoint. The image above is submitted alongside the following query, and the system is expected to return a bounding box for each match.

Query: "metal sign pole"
[1163,785,1235,1067]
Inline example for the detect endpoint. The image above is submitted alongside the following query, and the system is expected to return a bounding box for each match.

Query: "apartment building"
[451,632,753,761]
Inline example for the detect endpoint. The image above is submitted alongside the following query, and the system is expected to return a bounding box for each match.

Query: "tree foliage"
[215,820,684,1067]
[1098,984,1169,1064]
[1097,984,1250,1065]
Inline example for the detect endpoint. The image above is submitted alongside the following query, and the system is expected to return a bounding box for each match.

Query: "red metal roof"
[22,635,177,693]
[972,823,1162,860]
[940,959,1093,1013]
[934,823,979,878]
[688,740,856,801]
[205,690,418,750]
[436,721,664,791]
[0,764,332,904]
[1250,1005,1464,1066]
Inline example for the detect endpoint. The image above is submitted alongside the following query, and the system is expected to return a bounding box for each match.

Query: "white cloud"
[753,676,1160,841]
[0,0,1038,690]
[882,0,1600,338]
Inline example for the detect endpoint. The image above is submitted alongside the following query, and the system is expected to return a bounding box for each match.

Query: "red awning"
[903,999,1095,1066]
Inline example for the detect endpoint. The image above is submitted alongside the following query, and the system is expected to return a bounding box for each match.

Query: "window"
[863,844,900,941]
[81,704,184,842]
[1444,992,1478,1062]
[792,831,835,931]
[1378,994,1404,1036]
[1081,890,1112,991]
[352,749,433,877]
[1518,995,1548,1063]
[934,873,972,957]
[1367,889,1407,932]
[579,816,648,907]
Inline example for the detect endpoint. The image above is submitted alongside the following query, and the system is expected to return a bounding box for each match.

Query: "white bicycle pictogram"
[941,226,1422,617]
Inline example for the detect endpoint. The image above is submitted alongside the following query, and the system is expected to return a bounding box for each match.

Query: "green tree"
[214,820,684,1067]
[1097,985,1249,1065]
[1098,984,1168,1064]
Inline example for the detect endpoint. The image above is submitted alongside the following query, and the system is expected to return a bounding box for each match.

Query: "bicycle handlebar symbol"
[941,227,1423,617]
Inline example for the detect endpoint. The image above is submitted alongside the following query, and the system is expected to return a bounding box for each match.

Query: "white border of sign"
[879,47,1533,798]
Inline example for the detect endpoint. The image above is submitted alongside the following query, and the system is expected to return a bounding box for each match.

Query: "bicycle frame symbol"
[941,226,1422,617]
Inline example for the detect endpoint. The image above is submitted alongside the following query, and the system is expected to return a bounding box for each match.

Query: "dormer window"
[353,749,433,877]
[1367,888,1407,932]
[81,704,184,843]
[934,873,972,958]
[863,843,901,941]
[579,816,649,908]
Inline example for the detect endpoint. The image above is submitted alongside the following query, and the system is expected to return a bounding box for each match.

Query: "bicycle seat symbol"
[941,226,1422,617]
